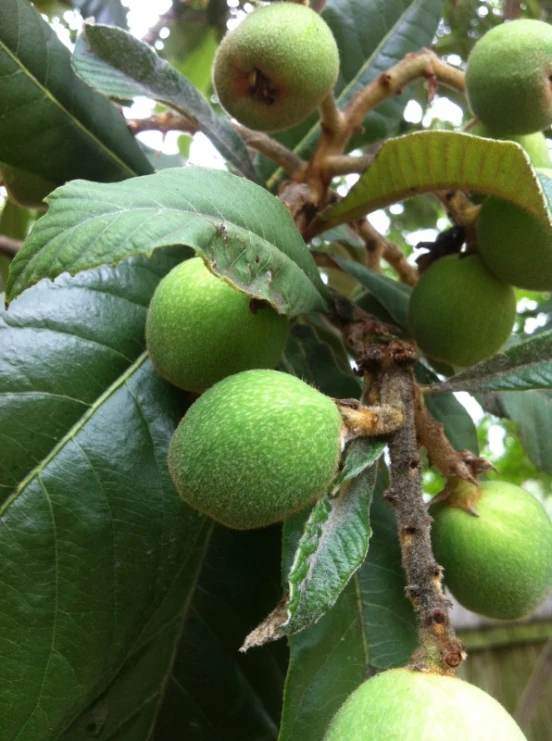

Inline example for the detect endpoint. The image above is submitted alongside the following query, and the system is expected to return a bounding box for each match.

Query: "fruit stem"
[356,218,419,286]
[358,341,466,675]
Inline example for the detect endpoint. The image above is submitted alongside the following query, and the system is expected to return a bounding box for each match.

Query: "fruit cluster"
[142,12,552,741]
[409,19,552,369]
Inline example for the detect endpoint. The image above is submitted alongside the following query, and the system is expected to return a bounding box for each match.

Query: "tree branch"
[0,235,22,259]
[356,219,419,286]
[359,341,465,675]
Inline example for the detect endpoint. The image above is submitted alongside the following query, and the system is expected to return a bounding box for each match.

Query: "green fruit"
[146,257,288,393]
[431,480,552,620]
[468,123,551,168]
[477,192,552,291]
[466,19,552,135]
[323,668,527,741]
[168,369,343,529]
[408,254,516,368]
[212,3,339,132]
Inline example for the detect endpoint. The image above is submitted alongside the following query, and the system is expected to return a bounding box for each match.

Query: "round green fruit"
[431,480,552,620]
[408,254,516,368]
[146,257,288,393]
[212,3,340,132]
[477,191,552,291]
[323,668,526,741]
[466,19,552,135]
[467,123,551,168]
[168,369,343,529]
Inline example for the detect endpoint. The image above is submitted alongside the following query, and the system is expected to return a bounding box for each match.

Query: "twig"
[126,113,306,178]
[359,341,465,675]
[414,386,494,483]
[356,219,418,286]
[318,92,347,139]
[324,154,374,176]
[0,235,22,259]
[233,124,307,178]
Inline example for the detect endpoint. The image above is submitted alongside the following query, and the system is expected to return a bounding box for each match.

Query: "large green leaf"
[0,0,151,185]
[0,249,185,498]
[426,330,552,393]
[314,134,552,233]
[0,353,213,740]
[264,0,444,188]
[61,526,287,740]
[278,477,416,741]
[6,168,329,315]
[286,440,385,635]
[72,23,259,183]
[482,390,552,476]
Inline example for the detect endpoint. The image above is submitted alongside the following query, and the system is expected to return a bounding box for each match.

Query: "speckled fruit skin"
[323,669,527,741]
[212,3,339,132]
[466,19,552,135]
[146,257,288,393]
[408,254,516,368]
[168,369,343,530]
[468,123,551,168]
[431,480,552,620]
[477,190,552,291]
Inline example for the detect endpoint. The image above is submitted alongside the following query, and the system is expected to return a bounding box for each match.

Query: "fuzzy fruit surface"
[212,3,339,132]
[146,257,288,393]
[431,480,552,620]
[477,192,552,291]
[408,254,516,368]
[466,19,552,135]
[169,369,343,529]
[323,668,527,741]
[467,123,551,168]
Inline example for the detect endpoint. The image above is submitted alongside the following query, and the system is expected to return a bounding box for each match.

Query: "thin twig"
[318,92,347,139]
[0,235,22,259]
[356,219,418,286]
[359,341,465,675]
[324,154,374,176]
[233,124,307,178]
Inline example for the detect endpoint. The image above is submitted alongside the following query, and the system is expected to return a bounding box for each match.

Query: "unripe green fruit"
[467,123,551,168]
[477,191,552,291]
[431,480,552,620]
[323,668,527,740]
[146,258,288,393]
[466,19,552,135]
[408,255,516,368]
[212,3,340,132]
[168,369,343,529]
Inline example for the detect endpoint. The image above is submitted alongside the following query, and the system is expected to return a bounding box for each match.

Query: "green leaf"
[482,390,552,476]
[0,249,185,498]
[278,476,416,741]
[6,168,329,315]
[265,0,444,188]
[165,23,218,98]
[314,133,552,232]
[61,526,287,740]
[426,330,552,393]
[0,0,152,185]
[286,440,384,635]
[0,353,213,740]
[335,257,411,329]
[73,23,260,183]
[280,323,361,398]
[415,364,479,454]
